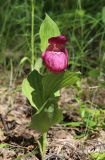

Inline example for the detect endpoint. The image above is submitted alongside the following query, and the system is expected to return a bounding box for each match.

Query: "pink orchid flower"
[42,35,68,73]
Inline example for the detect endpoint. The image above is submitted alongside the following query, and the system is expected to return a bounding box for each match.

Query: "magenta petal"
[42,35,69,73]
[48,35,68,45]
[42,49,68,73]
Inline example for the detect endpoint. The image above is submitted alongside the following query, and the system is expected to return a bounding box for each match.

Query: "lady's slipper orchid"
[42,35,68,73]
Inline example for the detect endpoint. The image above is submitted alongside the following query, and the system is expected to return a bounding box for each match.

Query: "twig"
[0,114,9,133]
[46,154,63,160]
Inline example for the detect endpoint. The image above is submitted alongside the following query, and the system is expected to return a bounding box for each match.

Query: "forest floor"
[0,69,105,160]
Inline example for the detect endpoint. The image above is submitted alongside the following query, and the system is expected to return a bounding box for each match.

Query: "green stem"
[38,133,47,160]
[31,0,35,70]
[9,59,13,88]
[78,0,84,44]
[42,133,47,160]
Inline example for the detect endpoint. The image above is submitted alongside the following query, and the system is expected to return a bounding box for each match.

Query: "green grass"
[0,0,105,75]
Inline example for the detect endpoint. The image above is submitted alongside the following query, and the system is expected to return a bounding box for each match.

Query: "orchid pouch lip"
[42,35,68,73]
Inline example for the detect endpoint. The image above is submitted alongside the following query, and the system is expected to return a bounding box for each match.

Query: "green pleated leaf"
[39,14,60,52]
[22,78,37,109]
[22,70,43,109]
[42,71,80,100]
[30,104,63,133]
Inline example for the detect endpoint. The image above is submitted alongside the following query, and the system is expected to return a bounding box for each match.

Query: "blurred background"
[0,0,105,77]
[1,1,105,159]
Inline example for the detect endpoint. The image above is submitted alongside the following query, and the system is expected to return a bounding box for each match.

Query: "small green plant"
[22,14,80,159]
[90,152,105,160]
